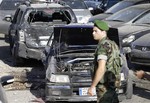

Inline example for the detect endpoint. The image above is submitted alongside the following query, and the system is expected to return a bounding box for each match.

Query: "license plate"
[79,87,96,96]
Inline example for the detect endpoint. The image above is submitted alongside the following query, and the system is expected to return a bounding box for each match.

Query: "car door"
[9,8,24,50]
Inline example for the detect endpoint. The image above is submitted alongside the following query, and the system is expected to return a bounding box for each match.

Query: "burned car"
[4,2,77,66]
[42,24,133,102]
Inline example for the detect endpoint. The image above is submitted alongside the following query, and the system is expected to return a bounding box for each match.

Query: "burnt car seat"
[52,12,67,24]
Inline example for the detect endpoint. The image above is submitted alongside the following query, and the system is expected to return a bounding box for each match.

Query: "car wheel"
[125,72,133,99]
[9,34,15,55]
[12,43,24,66]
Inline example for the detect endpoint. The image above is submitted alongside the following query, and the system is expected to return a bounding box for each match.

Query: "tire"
[125,72,133,99]
[0,84,8,103]
[12,43,24,66]
[9,34,14,55]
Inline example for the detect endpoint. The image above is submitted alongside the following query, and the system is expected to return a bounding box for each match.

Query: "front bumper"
[45,83,97,102]
[129,49,150,65]
[17,42,43,60]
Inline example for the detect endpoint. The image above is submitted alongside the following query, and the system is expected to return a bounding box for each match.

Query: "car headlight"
[122,35,135,44]
[77,15,91,23]
[50,74,70,83]
[25,34,39,48]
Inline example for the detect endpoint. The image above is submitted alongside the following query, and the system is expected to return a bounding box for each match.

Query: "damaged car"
[4,2,77,66]
[42,24,133,102]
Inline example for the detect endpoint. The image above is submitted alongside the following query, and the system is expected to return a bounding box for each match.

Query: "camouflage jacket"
[93,37,122,86]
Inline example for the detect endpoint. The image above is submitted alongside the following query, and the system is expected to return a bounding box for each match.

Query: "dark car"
[108,7,150,54]
[84,0,120,15]
[128,32,150,66]
[0,0,28,35]
[89,0,150,22]
[4,2,77,66]
[42,24,133,102]
[84,0,104,15]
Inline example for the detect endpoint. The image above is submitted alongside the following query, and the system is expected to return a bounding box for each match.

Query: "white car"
[59,0,92,23]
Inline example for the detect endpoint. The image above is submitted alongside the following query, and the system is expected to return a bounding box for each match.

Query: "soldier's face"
[92,26,103,40]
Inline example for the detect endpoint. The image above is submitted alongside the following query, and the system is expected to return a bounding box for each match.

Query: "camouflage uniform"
[93,37,121,103]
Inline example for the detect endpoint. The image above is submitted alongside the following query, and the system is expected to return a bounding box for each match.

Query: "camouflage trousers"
[96,85,119,103]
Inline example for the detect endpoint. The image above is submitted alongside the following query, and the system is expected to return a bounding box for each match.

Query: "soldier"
[88,20,122,103]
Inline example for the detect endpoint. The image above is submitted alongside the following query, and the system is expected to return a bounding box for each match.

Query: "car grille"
[134,45,150,51]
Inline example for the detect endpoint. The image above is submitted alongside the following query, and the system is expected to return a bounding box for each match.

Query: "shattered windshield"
[26,8,72,23]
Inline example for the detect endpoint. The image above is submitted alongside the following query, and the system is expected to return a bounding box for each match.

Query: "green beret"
[94,20,109,31]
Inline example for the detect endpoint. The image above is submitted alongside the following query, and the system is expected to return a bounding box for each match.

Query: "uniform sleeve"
[97,41,111,61]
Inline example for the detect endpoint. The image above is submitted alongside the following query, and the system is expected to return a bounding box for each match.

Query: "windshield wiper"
[107,19,124,22]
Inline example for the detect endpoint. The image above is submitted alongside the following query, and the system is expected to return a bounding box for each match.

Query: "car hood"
[105,20,125,27]
[117,25,150,39]
[133,33,150,47]
[89,13,111,22]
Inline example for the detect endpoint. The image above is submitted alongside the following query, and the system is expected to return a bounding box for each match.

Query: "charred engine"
[46,55,94,83]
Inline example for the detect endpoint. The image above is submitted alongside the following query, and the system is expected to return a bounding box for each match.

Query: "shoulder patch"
[102,40,112,53]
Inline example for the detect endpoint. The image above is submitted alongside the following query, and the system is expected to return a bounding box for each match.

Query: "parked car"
[4,2,77,66]
[89,0,150,22]
[108,6,150,52]
[58,0,92,23]
[104,4,150,27]
[128,32,150,66]
[84,0,104,15]
[0,0,28,35]
[84,0,120,15]
[42,24,133,102]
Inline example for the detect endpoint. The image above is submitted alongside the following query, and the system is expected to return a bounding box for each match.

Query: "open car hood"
[52,24,120,54]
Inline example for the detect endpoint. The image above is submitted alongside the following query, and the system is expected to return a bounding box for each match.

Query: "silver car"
[60,0,92,23]
[0,0,27,35]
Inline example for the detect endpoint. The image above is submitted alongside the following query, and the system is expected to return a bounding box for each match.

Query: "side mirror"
[3,15,12,22]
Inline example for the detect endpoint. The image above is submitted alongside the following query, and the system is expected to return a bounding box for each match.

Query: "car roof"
[54,23,94,28]
[18,2,69,11]
[123,0,148,2]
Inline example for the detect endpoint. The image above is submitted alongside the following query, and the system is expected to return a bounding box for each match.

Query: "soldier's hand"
[88,87,95,96]
[135,70,145,79]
